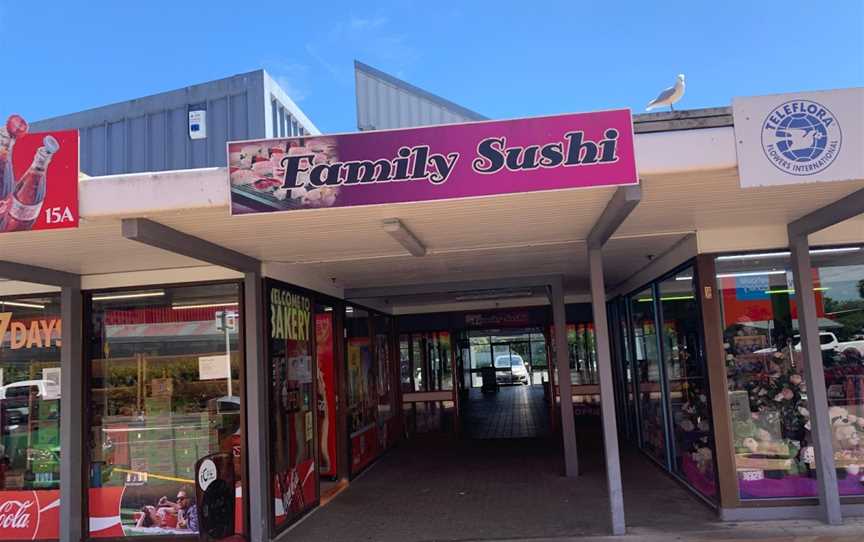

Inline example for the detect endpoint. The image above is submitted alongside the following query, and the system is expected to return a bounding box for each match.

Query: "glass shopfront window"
[658,269,717,500]
[373,315,396,449]
[267,281,317,529]
[719,245,864,499]
[0,295,61,541]
[88,283,242,538]
[617,298,638,441]
[631,287,666,464]
[346,307,377,475]
[568,324,597,385]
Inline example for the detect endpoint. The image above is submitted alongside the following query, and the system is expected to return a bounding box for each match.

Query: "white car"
[754,332,864,356]
[0,379,60,401]
[494,354,530,385]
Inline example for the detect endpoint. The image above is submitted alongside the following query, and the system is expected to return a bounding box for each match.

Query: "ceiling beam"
[788,186,864,238]
[345,274,561,300]
[587,185,642,249]
[122,218,259,273]
[0,261,79,288]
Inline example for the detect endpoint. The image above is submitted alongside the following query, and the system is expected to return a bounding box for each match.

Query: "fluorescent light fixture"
[675,276,693,281]
[324,307,333,312]
[717,270,787,278]
[382,218,426,257]
[767,287,829,295]
[346,307,354,313]
[1,301,46,309]
[92,291,165,301]
[811,247,861,255]
[455,289,534,302]
[637,295,695,302]
[716,251,790,261]
[172,302,239,310]
[717,247,861,261]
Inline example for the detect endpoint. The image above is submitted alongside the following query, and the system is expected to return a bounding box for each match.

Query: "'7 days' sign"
[0,313,61,349]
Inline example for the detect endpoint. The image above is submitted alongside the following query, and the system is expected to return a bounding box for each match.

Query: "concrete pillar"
[244,272,271,541]
[588,247,626,535]
[60,286,83,542]
[550,279,579,477]
[789,235,841,525]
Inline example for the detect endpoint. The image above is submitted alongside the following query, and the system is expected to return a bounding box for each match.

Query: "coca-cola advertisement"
[0,490,59,540]
[0,115,78,233]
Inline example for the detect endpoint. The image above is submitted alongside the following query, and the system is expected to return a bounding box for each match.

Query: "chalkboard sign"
[195,452,236,541]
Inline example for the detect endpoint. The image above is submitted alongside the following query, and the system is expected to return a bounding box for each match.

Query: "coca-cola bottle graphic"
[1,135,59,232]
[0,115,29,217]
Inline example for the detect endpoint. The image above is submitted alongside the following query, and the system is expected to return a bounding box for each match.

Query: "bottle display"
[0,115,29,218]
[1,136,59,232]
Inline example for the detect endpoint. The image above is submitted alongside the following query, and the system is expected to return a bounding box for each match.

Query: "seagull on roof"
[646,74,685,111]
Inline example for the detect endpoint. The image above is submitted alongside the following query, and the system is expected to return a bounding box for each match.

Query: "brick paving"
[285,388,864,542]
[464,385,549,439]
[288,436,723,541]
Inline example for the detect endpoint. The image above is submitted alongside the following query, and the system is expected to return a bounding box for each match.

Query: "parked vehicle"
[754,332,864,356]
[804,332,864,356]
[0,379,61,401]
[494,354,530,385]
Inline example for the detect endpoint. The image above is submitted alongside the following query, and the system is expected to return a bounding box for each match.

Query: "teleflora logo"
[761,100,842,176]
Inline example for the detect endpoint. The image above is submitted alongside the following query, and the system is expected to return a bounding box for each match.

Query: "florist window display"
[718,246,864,499]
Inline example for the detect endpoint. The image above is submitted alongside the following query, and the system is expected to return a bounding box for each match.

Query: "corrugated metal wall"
[354,61,487,131]
[30,70,318,177]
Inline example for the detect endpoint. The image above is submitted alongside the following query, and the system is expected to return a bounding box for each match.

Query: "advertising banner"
[0,487,227,540]
[0,115,78,232]
[228,110,637,214]
[266,282,318,529]
[0,490,60,540]
[315,313,337,479]
[733,88,863,187]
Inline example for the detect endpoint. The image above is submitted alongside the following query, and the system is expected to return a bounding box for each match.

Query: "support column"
[244,272,271,541]
[789,235,841,525]
[550,278,579,477]
[694,255,740,509]
[588,247,626,535]
[60,285,83,542]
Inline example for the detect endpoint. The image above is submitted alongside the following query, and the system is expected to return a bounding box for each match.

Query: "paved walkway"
[463,385,549,439]
[288,434,724,542]
[288,393,864,542]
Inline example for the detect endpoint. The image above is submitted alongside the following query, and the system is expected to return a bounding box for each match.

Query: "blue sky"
[1,0,861,133]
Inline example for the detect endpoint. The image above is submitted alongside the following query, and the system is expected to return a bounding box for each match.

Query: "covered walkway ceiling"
[1,125,863,307]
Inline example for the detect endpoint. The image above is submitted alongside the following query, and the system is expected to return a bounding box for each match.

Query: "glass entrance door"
[466,330,547,387]
[491,341,531,386]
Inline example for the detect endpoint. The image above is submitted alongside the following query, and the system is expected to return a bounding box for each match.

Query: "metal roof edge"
[261,69,321,135]
[354,60,488,121]
[30,69,268,127]
[633,106,733,133]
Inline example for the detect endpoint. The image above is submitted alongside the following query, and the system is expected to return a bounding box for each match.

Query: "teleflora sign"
[228,109,637,214]
[0,115,78,231]
[733,88,863,187]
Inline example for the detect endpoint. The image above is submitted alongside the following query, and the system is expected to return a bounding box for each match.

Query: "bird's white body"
[647,75,686,111]
[784,128,824,151]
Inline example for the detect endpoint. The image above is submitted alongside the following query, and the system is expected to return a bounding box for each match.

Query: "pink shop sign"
[228,109,637,215]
